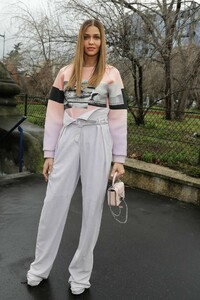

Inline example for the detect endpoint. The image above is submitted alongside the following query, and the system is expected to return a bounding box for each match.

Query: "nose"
[89,38,94,44]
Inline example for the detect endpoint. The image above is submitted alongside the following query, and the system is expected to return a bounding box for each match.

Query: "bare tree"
[10,1,77,95]
[109,0,198,120]
[4,42,27,90]
[172,44,200,119]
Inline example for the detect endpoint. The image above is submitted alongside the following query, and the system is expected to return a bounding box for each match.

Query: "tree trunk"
[135,114,145,125]
[129,107,145,125]
[164,58,173,120]
[131,59,145,125]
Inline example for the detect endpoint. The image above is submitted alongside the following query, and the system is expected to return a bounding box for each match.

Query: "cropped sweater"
[43,64,127,163]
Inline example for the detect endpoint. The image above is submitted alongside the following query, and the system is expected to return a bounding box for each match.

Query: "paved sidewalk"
[0,174,200,300]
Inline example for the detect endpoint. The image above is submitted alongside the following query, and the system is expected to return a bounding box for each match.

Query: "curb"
[124,158,200,205]
[0,171,32,185]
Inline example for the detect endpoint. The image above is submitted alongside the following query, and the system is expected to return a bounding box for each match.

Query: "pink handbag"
[107,172,128,224]
[107,172,125,206]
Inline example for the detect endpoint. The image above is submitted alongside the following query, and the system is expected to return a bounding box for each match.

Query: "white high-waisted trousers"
[27,109,112,289]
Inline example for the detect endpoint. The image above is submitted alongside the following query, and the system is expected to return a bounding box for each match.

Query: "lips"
[87,47,96,51]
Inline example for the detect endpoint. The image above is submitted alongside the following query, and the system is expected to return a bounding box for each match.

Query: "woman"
[27,19,127,295]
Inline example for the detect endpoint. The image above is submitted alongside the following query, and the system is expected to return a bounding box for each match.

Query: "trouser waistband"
[66,118,108,128]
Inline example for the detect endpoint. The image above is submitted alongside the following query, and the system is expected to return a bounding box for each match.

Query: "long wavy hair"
[66,19,106,95]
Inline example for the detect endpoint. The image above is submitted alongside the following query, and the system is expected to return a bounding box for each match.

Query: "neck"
[84,55,98,67]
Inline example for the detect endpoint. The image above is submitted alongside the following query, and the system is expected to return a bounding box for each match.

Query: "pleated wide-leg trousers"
[27,111,112,289]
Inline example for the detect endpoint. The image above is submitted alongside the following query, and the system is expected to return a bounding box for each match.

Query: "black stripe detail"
[88,103,107,108]
[64,103,107,109]
[109,89,127,110]
[109,104,127,110]
[49,86,64,103]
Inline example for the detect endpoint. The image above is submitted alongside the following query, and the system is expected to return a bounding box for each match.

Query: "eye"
[94,35,100,40]
[83,35,89,40]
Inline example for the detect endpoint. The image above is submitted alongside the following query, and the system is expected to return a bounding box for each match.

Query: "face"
[83,25,101,58]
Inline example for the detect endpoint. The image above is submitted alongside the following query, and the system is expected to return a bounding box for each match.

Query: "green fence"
[16,94,47,127]
[128,108,200,177]
[16,94,200,177]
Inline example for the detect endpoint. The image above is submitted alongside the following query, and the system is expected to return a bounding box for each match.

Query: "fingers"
[43,158,54,182]
[111,162,125,178]
[117,172,125,178]
[110,169,116,177]
[43,166,49,182]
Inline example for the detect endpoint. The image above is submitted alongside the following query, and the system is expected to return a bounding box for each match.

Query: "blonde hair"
[67,19,106,95]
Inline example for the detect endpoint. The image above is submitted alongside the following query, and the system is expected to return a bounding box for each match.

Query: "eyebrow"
[84,33,101,36]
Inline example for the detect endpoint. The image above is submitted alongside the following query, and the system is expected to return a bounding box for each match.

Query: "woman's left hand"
[110,162,125,178]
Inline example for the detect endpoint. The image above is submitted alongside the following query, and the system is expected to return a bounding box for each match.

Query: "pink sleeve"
[108,67,127,163]
[108,109,127,163]
[43,100,64,158]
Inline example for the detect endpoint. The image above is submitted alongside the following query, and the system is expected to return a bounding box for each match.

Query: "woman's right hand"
[43,158,54,182]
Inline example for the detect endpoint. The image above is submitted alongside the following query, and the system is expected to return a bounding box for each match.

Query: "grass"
[17,103,46,127]
[128,110,200,178]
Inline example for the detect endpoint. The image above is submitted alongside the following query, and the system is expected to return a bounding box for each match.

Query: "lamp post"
[0,33,5,62]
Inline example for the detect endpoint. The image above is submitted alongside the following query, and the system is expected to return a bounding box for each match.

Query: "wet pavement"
[0,174,200,300]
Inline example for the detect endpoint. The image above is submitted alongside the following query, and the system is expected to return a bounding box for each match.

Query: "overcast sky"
[0,0,49,59]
